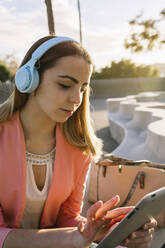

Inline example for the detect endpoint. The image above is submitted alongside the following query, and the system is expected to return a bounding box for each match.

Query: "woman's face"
[33,55,92,123]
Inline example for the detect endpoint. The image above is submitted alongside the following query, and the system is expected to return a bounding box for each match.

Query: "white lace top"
[21,147,55,229]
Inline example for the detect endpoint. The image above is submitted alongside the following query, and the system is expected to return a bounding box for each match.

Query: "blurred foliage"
[0,61,13,82]
[0,54,18,82]
[125,9,165,52]
[1,54,18,75]
[92,59,160,79]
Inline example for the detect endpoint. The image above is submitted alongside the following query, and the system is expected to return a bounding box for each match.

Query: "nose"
[69,88,82,105]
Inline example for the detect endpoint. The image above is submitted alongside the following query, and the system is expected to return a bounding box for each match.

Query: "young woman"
[0,36,156,248]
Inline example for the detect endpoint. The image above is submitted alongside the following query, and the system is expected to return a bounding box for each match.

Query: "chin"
[50,111,72,123]
[55,116,70,123]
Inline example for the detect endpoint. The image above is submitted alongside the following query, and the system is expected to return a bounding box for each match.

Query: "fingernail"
[114,195,120,206]
[79,225,84,233]
[111,195,118,201]
[144,224,148,229]
[98,200,103,205]
[124,238,129,245]
[78,223,84,233]
[132,232,136,238]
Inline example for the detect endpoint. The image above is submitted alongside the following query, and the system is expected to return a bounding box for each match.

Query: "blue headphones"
[15,36,77,93]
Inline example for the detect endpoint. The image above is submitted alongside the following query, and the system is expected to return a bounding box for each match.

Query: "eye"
[58,83,71,89]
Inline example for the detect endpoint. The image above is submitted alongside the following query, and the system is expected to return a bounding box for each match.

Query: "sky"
[0,0,165,70]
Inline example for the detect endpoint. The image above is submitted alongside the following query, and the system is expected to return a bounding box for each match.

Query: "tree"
[0,55,18,82]
[45,0,55,35]
[1,54,18,75]
[125,9,165,52]
[92,59,159,79]
[0,61,13,82]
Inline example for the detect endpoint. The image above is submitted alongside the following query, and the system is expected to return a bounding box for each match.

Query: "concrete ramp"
[107,92,165,164]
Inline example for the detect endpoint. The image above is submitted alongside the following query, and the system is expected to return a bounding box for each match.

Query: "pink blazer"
[0,111,92,247]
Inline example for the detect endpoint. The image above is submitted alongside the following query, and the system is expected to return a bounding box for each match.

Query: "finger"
[86,201,103,222]
[122,233,152,247]
[122,240,151,248]
[104,206,133,220]
[95,195,120,220]
[129,228,154,239]
[78,221,85,233]
[143,218,157,230]
[109,222,120,232]
[103,222,120,239]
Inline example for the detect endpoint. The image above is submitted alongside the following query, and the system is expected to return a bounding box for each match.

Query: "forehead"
[53,56,92,79]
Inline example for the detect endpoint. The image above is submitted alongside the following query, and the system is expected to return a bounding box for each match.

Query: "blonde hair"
[0,36,103,157]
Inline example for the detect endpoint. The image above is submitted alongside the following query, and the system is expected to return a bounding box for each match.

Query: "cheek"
[36,83,59,100]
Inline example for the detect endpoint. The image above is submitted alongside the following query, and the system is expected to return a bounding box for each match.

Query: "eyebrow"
[58,75,88,85]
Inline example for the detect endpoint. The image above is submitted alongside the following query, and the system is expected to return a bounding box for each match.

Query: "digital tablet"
[97,187,165,248]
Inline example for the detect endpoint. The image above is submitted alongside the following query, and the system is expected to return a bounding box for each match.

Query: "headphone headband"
[15,36,78,93]
[32,36,77,61]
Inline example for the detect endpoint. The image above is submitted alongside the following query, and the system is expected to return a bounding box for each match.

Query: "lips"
[62,108,74,112]
[61,108,74,116]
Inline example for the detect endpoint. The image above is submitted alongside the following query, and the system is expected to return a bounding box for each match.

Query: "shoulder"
[0,111,20,136]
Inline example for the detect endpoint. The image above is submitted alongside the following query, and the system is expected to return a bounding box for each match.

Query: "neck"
[20,98,56,154]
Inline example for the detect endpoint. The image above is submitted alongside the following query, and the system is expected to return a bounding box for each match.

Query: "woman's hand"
[77,195,133,245]
[78,195,157,248]
[121,218,157,248]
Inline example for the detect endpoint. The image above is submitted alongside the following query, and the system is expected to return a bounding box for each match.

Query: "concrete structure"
[107,92,165,247]
[107,91,165,164]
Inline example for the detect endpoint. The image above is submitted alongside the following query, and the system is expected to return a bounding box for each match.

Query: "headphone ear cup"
[15,64,39,93]
[30,67,39,93]
[15,65,31,93]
